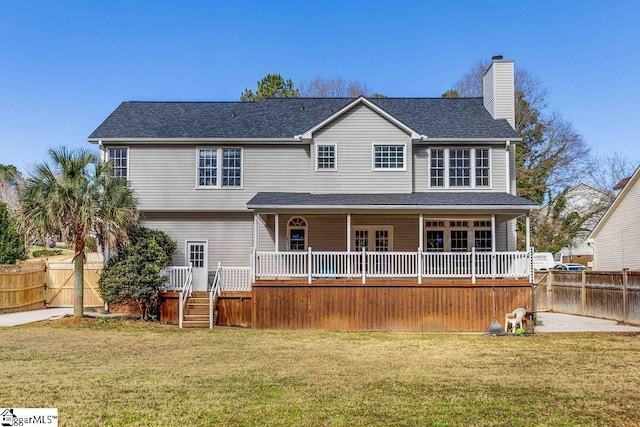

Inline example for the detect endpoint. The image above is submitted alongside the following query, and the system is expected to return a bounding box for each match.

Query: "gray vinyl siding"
[125,144,310,211]
[593,176,640,270]
[312,105,412,194]
[483,60,515,129]
[141,212,253,268]
[412,145,507,192]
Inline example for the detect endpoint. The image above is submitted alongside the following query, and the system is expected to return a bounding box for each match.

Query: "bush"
[32,249,63,258]
[0,202,26,264]
[98,226,176,320]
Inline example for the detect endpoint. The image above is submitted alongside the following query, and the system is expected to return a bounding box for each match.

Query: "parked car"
[551,263,589,271]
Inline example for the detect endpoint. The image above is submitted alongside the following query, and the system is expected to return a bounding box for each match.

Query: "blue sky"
[1,0,639,173]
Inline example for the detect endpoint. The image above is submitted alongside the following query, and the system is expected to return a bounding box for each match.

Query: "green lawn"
[1,319,639,426]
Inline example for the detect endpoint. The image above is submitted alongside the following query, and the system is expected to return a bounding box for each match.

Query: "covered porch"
[248,192,538,285]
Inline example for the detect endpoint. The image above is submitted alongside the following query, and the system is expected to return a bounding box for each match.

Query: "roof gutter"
[87,137,302,144]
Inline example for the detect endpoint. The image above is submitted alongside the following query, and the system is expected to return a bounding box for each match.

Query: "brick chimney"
[482,55,515,130]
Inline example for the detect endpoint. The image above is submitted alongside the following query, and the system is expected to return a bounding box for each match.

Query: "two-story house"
[89,56,538,331]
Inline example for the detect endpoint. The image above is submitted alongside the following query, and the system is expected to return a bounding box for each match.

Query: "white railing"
[311,251,362,279]
[209,262,222,329]
[178,266,193,329]
[254,248,532,284]
[422,252,473,277]
[219,266,252,291]
[255,251,308,278]
[161,266,192,291]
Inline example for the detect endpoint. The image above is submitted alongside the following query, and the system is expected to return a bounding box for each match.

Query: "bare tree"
[0,164,22,212]
[299,76,370,97]
[587,152,639,199]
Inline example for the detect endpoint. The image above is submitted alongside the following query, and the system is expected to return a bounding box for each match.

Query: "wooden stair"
[182,291,218,328]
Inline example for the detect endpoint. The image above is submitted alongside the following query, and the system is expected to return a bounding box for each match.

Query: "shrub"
[98,226,175,320]
[0,202,26,264]
[32,249,63,258]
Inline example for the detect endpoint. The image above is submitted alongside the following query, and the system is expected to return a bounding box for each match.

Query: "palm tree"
[18,146,138,317]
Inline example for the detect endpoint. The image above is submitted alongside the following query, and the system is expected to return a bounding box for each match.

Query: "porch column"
[346,213,351,252]
[491,214,496,252]
[418,213,424,251]
[253,212,258,250]
[525,214,531,252]
[274,213,279,253]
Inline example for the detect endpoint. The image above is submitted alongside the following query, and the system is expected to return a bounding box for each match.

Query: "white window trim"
[371,143,407,172]
[315,143,338,172]
[106,146,129,181]
[287,216,308,251]
[195,146,244,190]
[428,147,492,189]
[352,225,394,251]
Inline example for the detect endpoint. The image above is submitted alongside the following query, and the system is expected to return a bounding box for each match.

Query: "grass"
[1,320,639,426]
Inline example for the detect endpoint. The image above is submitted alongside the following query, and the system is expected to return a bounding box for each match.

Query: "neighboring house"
[546,182,610,265]
[89,56,538,331]
[589,165,640,271]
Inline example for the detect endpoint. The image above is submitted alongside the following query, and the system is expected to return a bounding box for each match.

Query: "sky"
[1,0,639,174]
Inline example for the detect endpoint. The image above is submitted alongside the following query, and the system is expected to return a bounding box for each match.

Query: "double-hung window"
[429,147,491,188]
[373,144,405,170]
[107,147,128,179]
[316,144,336,171]
[197,147,242,188]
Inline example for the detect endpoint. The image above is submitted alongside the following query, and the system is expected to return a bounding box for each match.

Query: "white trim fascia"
[247,204,539,211]
[300,96,420,139]
[589,164,640,239]
[419,137,522,143]
[88,137,301,144]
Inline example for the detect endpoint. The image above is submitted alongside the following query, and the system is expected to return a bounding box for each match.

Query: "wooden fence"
[535,270,640,325]
[0,261,46,314]
[46,259,104,308]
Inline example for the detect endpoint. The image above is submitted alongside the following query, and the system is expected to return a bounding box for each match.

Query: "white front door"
[186,241,208,291]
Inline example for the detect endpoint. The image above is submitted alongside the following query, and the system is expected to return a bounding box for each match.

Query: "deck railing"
[255,248,533,284]
[209,262,222,329]
[161,266,192,291]
[219,266,252,292]
[178,266,193,329]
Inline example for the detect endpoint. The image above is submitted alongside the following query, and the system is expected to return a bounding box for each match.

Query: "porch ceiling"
[247,192,538,215]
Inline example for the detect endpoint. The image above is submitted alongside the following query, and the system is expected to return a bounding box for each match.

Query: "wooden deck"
[252,279,532,332]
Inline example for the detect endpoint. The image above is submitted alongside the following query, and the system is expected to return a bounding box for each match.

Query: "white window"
[430,149,445,187]
[475,148,490,187]
[424,219,492,252]
[197,147,242,188]
[429,147,491,188]
[373,144,405,170]
[287,217,308,251]
[107,147,128,179]
[316,144,337,171]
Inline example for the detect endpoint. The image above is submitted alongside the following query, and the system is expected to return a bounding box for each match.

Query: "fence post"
[623,268,629,323]
[307,247,312,285]
[546,271,553,312]
[581,270,587,316]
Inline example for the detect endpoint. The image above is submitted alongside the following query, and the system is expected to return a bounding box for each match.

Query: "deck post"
[525,214,531,254]
[307,247,312,285]
[471,247,476,284]
[491,214,496,252]
[251,247,256,283]
[362,247,366,285]
[417,248,422,285]
[347,213,352,277]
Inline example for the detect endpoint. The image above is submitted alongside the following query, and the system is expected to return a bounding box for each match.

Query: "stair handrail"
[178,264,193,329]
[209,262,222,329]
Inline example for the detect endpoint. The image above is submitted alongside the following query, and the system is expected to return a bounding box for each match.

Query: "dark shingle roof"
[88,98,518,140]
[247,192,537,209]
